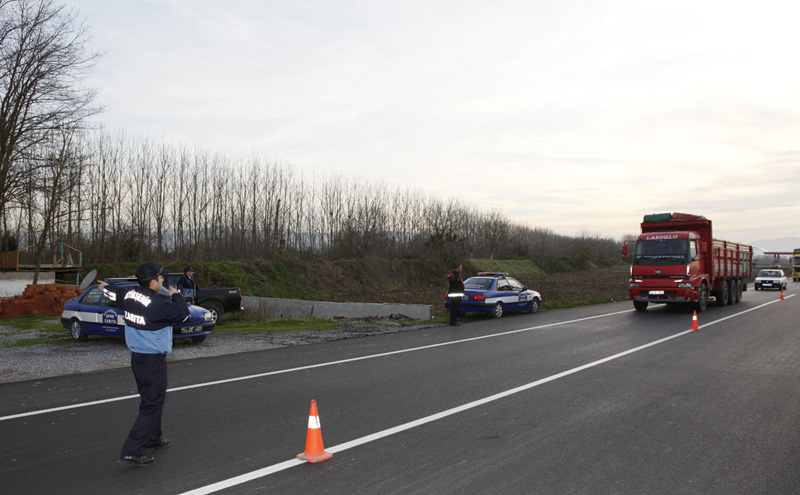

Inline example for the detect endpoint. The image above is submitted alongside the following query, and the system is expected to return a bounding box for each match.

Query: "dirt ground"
[332,268,631,308]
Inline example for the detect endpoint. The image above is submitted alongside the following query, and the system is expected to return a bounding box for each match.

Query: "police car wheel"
[492,302,504,318]
[528,298,540,314]
[70,319,88,342]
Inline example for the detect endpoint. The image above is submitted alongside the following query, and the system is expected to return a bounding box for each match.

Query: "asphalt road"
[2,288,798,495]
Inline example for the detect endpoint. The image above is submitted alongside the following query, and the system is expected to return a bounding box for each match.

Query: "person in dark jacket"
[446,263,465,326]
[177,266,197,304]
[100,263,190,467]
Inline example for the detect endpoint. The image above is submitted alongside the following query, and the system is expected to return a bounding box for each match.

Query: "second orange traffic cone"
[691,310,700,331]
[297,400,333,463]
[780,289,785,300]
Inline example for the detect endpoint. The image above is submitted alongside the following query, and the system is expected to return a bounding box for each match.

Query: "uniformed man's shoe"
[144,438,172,451]
[120,454,155,466]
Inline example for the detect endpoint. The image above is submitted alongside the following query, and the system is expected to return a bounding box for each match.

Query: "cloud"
[72,0,800,243]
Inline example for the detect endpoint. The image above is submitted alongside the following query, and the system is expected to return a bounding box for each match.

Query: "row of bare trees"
[4,128,622,269]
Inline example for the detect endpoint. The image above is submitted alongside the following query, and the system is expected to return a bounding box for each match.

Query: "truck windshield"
[633,239,689,265]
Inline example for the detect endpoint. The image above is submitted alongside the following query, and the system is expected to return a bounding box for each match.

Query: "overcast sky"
[68,0,799,247]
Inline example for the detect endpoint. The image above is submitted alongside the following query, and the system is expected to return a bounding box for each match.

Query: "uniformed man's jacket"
[177,275,197,299]
[448,271,465,297]
[104,285,190,354]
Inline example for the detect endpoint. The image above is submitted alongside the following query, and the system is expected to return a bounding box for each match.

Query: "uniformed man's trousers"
[121,352,167,457]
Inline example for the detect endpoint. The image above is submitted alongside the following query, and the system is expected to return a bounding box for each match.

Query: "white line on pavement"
[3,295,792,423]
[0,308,634,421]
[180,295,792,494]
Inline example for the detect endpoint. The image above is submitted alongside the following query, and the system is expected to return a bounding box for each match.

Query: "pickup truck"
[102,274,243,324]
[166,273,243,323]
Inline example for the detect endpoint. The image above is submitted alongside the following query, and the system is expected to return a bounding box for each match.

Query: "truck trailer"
[793,248,800,282]
[622,213,753,312]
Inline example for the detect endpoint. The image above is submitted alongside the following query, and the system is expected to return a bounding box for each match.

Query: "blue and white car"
[445,272,542,318]
[60,282,215,343]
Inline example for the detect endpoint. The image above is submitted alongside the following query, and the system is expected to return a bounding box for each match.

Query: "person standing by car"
[177,266,197,304]
[446,263,465,326]
[99,263,190,467]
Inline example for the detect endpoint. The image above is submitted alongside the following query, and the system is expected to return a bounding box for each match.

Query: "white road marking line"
[2,295,791,422]
[0,308,633,421]
[180,329,696,494]
[180,296,793,494]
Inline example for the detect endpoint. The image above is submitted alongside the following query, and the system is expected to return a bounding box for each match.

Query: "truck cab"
[627,232,707,311]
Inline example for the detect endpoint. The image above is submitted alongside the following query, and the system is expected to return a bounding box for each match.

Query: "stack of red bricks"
[0,284,82,318]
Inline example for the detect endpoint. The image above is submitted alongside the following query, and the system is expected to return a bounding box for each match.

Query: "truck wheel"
[492,302,504,318]
[69,319,88,342]
[715,281,729,307]
[633,301,648,311]
[202,301,224,324]
[694,284,708,313]
[734,279,742,303]
[727,280,736,305]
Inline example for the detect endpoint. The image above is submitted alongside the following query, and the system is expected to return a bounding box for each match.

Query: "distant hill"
[751,237,800,253]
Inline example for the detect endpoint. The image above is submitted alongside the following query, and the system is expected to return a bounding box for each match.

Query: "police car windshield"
[633,238,689,266]
[465,278,493,290]
[757,270,782,278]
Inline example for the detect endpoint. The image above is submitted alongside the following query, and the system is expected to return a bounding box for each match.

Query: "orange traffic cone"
[780,289,785,300]
[691,310,700,331]
[297,400,333,463]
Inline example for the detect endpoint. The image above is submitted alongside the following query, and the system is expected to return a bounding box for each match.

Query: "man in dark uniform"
[100,263,190,467]
[447,263,465,326]
[177,266,197,304]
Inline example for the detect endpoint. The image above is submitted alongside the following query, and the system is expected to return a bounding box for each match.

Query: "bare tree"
[479,208,510,259]
[0,0,98,242]
[28,127,80,282]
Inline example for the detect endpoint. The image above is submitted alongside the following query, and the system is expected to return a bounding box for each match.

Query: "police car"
[60,282,215,343]
[445,272,542,318]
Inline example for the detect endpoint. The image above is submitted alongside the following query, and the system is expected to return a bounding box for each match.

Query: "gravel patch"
[0,319,440,384]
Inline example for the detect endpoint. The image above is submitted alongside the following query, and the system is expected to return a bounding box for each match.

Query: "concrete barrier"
[242,295,432,321]
[0,272,56,298]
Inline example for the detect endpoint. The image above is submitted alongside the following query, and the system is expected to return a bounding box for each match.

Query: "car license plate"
[649,290,664,295]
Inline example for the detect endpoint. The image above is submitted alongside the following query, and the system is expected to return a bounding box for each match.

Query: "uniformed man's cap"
[184,266,194,273]
[136,263,163,283]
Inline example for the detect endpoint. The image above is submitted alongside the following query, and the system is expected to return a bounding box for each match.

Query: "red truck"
[622,213,753,312]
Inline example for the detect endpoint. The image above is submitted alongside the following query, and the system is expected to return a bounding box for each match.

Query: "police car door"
[74,288,121,337]
[507,278,528,310]
[496,278,517,309]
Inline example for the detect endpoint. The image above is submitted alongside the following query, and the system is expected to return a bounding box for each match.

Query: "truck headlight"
[629,282,639,288]
[677,283,692,288]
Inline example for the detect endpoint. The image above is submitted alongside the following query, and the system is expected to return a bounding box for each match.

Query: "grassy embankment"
[2,257,630,346]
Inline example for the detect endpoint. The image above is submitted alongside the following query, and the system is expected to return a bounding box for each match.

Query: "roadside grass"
[468,258,545,277]
[218,312,439,333]
[0,294,620,348]
[214,315,348,333]
[0,316,72,348]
